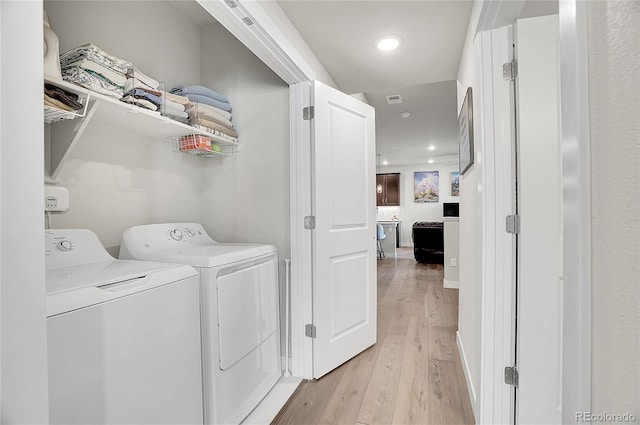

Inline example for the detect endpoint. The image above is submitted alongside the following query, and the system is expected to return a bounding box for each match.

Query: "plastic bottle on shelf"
[44,11,62,80]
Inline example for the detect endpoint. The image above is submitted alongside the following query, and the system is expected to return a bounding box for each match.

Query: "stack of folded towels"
[170,85,238,142]
[59,43,131,99]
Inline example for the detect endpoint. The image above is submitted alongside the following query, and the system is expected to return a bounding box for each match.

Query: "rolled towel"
[170,84,228,103]
[184,94,231,112]
[185,102,232,121]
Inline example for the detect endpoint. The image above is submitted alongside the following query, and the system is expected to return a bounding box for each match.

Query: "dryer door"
[217,259,278,370]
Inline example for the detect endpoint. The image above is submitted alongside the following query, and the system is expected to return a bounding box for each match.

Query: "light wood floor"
[272,248,475,425]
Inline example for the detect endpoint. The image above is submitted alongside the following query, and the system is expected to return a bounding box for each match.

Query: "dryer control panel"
[124,223,214,247]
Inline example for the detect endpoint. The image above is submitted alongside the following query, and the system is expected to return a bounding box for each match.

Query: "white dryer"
[45,229,203,425]
[119,223,281,425]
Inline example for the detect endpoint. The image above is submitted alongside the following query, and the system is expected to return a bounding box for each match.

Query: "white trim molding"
[457,331,478,415]
[443,279,460,289]
[559,0,592,421]
[196,0,314,85]
[289,82,314,378]
[477,25,516,425]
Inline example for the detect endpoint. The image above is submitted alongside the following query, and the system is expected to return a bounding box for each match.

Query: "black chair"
[412,221,444,263]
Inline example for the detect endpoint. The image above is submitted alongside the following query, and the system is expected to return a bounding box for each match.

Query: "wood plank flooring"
[272,248,475,425]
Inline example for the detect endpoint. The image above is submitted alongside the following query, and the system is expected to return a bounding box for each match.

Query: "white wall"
[45,1,205,252]
[378,164,459,246]
[455,0,484,416]
[588,0,640,416]
[198,22,290,261]
[0,1,49,422]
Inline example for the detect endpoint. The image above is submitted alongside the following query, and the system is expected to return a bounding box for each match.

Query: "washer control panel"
[57,240,73,252]
[45,229,112,269]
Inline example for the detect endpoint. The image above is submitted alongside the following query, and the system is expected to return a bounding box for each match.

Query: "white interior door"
[515,14,563,424]
[311,80,377,378]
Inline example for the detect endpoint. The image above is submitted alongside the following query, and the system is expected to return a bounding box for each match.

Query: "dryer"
[119,223,281,425]
[45,229,203,425]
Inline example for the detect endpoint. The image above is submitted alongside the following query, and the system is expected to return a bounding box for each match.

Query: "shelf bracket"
[48,97,100,182]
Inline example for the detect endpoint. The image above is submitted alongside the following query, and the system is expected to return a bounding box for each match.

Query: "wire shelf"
[169,134,234,158]
[44,92,90,124]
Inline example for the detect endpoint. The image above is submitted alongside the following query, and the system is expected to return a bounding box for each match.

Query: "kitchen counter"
[377,221,400,257]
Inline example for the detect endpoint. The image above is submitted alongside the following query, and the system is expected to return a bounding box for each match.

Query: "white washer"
[45,229,203,425]
[119,223,281,425]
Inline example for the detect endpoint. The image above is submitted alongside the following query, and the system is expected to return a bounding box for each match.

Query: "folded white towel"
[185,102,232,121]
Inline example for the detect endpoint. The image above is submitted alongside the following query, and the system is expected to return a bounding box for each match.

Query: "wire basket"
[44,92,90,124]
[169,134,234,158]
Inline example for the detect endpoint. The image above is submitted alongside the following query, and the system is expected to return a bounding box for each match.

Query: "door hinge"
[503,60,518,81]
[506,214,520,234]
[305,324,317,338]
[303,106,315,120]
[304,215,316,230]
[504,366,519,387]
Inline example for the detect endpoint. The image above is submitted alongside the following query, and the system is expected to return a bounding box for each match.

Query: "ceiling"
[278,0,474,167]
[366,80,459,167]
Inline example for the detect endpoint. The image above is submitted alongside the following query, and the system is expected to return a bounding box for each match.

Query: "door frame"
[461,0,592,422]
[474,25,517,425]
[558,1,593,420]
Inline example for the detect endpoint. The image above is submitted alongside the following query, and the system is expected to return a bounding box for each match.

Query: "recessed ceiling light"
[375,35,402,52]
[382,160,389,165]
[428,159,434,164]
[428,145,436,151]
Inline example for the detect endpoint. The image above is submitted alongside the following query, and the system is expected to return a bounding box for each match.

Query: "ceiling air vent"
[386,94,403,105]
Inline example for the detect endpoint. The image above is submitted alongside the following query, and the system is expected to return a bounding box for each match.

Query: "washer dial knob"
[169,229,183,241]
[186,229,195,237]
[57,240,72,252]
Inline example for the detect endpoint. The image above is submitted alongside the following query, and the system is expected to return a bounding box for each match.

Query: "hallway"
[273,248,475,425]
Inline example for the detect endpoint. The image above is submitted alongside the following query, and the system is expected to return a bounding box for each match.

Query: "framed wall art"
[414,171,439,203]
[458,87,474,175]
[451,171,459,196]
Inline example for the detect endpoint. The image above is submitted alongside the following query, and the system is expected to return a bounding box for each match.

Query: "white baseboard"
[243,376,302,424]
[456,331,478,422]
[443,279,460,289]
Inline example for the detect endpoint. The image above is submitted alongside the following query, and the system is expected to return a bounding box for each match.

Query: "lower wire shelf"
[168,134,236,158]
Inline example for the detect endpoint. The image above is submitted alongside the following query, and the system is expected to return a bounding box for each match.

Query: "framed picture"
[451,172,459,196]
[458,87,474,175]
[414,171,439,203]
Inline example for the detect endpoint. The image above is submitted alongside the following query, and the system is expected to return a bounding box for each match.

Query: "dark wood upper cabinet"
[376,173,400,206]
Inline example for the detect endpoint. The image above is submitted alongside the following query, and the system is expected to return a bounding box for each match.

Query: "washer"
[119,223,281,425]
[45,229,203,425]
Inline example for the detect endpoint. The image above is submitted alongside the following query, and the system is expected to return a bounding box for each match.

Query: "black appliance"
[412,221,444,264]
[443,202,459,217]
